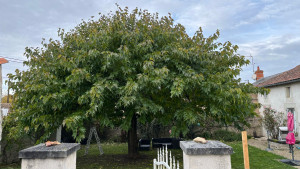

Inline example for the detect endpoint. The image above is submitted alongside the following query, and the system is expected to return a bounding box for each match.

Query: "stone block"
[180,140,233,169]
[19,143,80,169]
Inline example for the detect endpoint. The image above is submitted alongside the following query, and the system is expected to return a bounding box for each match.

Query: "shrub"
[0,116,35,164]
[190,129,248,142]
[262,107,286,139]
[212,130,243,142]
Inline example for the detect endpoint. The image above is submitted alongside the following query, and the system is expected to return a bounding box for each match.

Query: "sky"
[1,0,300,95]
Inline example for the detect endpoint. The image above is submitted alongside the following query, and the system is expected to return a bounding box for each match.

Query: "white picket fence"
[153,146,179,169]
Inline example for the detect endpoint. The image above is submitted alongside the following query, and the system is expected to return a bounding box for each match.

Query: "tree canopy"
[7,7,265,155]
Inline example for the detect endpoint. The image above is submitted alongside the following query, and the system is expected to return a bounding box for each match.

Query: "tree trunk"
[128,113,138,158]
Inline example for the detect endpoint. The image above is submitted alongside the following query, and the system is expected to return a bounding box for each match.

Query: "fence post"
[242,131,250,169]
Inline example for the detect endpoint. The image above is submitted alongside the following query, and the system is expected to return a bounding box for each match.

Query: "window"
[286,87,291,98]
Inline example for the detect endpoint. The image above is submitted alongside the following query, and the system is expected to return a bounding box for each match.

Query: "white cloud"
[234,0,300,27]
[238,35,300,61]
[238,34,300,82]
[1,0,300,89]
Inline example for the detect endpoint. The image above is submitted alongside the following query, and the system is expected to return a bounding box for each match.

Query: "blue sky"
[1,0,300,95]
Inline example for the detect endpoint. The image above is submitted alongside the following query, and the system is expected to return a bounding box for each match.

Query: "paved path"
[248,137,300,168]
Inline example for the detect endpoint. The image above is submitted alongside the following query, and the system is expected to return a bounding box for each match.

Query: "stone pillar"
[19,143,80,169]
[180,141,233,169]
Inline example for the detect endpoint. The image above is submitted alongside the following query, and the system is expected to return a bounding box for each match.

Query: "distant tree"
[7,6,266,157]
[1,95,13,103]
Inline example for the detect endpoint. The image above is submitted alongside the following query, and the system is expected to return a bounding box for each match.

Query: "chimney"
[255,66,264,80]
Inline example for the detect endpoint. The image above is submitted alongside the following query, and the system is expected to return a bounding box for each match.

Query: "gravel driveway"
[248,137,300,168]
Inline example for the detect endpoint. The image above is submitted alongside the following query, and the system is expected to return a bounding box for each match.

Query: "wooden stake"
[242,131,250,169]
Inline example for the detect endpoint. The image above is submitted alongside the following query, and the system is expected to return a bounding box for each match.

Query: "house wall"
[1,103,11,116]
[257,81,300,139]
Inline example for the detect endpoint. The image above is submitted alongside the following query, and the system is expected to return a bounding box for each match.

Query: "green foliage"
[211,130,244,142]
[137,119,169,139]
[185,115,221,139]
[188,129,248,142]
[1,117,35,164]
[262,107,286,139]
[7,6,266,143]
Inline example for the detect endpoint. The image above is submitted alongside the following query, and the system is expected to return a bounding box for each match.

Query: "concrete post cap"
[19,143,80,159]
[180,140,233,155]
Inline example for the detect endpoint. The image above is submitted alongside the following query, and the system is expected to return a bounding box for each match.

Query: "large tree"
[7,7,265,157]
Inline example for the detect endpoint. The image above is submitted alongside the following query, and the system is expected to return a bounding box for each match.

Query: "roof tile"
[0,58,8,64]
[255,65,300,87]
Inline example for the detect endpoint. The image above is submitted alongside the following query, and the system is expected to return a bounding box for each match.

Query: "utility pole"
[250,54,254,73]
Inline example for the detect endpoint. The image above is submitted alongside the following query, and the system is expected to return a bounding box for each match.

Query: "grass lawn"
[0,141,296,169]
[229,142,295,169]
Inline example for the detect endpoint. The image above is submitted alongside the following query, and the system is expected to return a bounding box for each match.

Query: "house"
[253,65,300,139]
[2,103,11,116]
